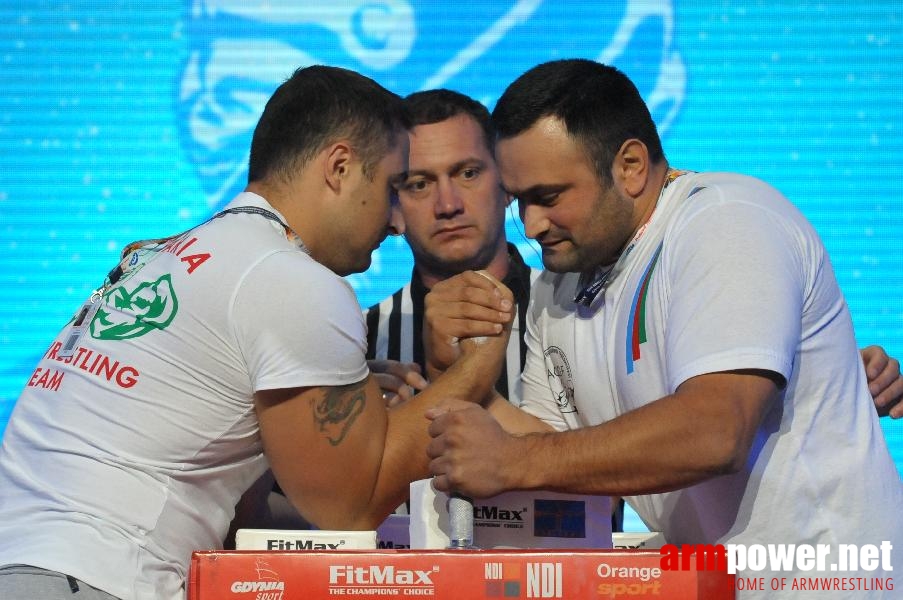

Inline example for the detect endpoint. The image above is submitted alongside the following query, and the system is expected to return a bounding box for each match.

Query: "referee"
[365,89,539,407]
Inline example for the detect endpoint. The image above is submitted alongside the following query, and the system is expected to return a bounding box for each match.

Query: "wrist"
[507,433,552,491]
[447,347,503,402]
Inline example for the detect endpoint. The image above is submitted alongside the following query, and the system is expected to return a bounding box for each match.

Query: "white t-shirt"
[0,192,368,600]
[520,171,903,596]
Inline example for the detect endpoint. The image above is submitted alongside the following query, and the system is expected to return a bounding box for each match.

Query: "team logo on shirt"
[544,346,576,414]
[90,274,179,340]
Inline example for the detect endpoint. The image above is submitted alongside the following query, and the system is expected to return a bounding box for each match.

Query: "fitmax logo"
[474,506,526,522]
[266,539,345,550]
[377,541,411,549]
[329,566,436,585]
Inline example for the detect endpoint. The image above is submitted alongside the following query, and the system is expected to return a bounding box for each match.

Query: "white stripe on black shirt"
[364,244,539,404]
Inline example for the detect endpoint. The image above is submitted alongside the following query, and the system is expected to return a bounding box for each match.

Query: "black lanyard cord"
[104,205,302,288]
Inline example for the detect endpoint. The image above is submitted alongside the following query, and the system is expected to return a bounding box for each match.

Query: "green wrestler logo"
[90,274,179,340]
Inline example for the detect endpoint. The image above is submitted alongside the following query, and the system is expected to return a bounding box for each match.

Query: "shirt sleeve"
[662,184,806,392]
[231,250,369,392]
[518,278,572,432]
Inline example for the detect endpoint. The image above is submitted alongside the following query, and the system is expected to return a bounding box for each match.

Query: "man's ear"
[323,141,354,194]
[613,139,649,198]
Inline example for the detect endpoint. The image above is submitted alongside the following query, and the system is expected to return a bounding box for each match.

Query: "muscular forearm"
[501,373,778,497]
[355,339,509,527]
[484,392,554,435]
[507,401,734,495]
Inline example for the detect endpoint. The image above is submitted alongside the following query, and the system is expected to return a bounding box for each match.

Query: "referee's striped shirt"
[364,244,625,532]
[365,244,539,405]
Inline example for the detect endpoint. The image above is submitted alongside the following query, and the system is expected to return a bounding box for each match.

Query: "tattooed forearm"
[313,379,367,446]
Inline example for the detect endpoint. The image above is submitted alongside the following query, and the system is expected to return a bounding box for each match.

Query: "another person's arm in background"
[861,345,903,418]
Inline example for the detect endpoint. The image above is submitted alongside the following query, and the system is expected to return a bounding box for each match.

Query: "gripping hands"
[423,270,514,382]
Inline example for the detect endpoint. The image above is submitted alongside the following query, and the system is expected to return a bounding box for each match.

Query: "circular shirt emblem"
[543,345,576,414]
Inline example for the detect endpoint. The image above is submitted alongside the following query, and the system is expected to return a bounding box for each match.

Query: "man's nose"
[387,203,405,236]
[520,203,548,240]
[434,179,464,217]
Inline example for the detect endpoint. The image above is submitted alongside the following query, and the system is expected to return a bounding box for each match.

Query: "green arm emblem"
[90,273,179,340]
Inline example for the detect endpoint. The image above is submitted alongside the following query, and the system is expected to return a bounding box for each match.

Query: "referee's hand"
[368,359,429,407]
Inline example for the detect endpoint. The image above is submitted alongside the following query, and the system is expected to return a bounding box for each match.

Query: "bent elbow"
[716,451,748,477]
[702,427,753,477]
[313,513,380,532]
[711,436,749,475]
[301,499,384,532]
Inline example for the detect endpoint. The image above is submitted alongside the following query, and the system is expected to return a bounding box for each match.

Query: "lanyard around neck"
[100,205,307,297]
[573,169,688,306]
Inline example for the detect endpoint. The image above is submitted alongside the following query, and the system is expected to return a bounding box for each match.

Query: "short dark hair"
[248,65,410,183]
[492,59,665,185]
[404,89,496,154]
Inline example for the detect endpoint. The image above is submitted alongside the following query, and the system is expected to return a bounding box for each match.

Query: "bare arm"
[482,391,553,435]
[256,377,384,530]
[255,294,513,530]
[427,369,779,498]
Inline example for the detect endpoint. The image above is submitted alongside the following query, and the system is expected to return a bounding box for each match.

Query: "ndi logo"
[484,562,563,598]
[527,562,563,598]
[485,561,521,597]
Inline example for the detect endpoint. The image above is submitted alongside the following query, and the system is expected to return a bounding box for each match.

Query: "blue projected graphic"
[1,2,902,535]
[175,0,685,289]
